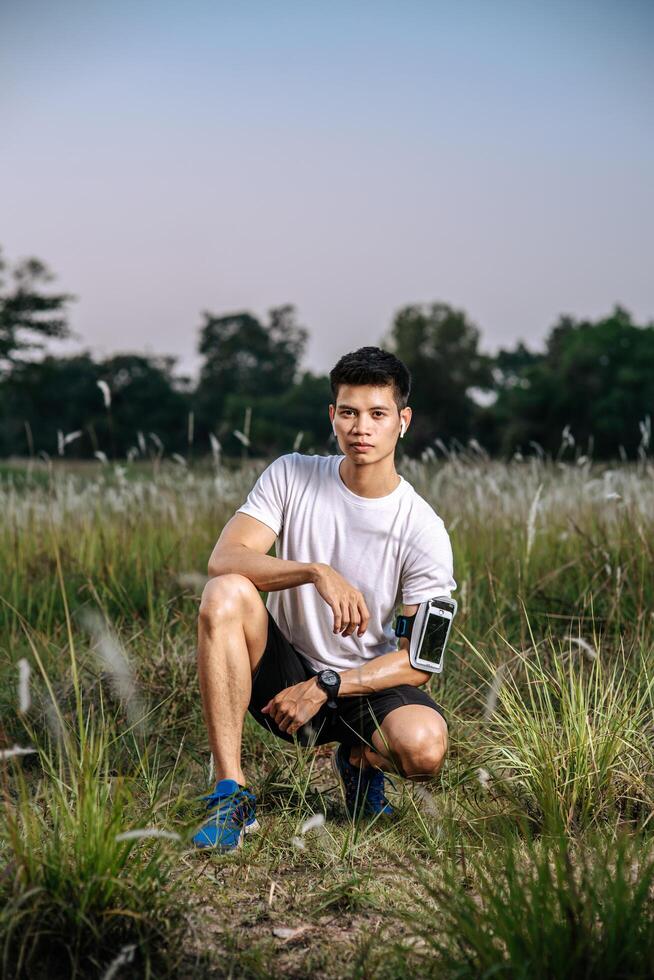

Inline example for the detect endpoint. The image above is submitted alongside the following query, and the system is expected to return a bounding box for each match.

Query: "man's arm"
[337,606,432,693]
[262,602,432,734]
[207,513,320,592]
[208,514,371,635]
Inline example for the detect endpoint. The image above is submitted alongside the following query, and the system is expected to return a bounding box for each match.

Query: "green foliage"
[491,305,654,458]
[383,301,495,453]
[473,633,653,832]
[0,248,75,374]
[0,352,192,460]
[195,304,308,440]
[0,617,186,979]
[398,831,654,979]
[2,450,654,976]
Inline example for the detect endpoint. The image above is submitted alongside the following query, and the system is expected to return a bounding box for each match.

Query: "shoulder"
[271,452,330,475]
[402,483,447,533]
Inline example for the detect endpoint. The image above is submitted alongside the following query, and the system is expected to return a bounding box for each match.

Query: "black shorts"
[248,609,447,749]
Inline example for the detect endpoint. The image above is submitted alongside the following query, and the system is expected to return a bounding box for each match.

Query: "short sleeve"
[235,455,289,538]
[401,518,457,604]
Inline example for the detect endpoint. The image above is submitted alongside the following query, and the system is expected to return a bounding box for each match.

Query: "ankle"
[348,746,371,769]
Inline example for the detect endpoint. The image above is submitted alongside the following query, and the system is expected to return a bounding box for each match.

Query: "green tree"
[490,306,654,459]
[0,352,190,459]
[195,304,308,446]
[382,302,494,452]
[225,370,332,456]
[0,248,76,373]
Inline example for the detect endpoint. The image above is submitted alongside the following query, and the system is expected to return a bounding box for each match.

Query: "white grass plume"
[301,813,325,834]
[0,744,37,760]
[477,767,491,789]
[80,610,145,732]
[209,433,222,464]
[101,944,136,980]
[526,482,543,560]
[96,380,111,409]
[293,811,325,848]
[484,664,507,720]
[149,432,164,452]
[115,828,181,842]
[17,657,30,714]
[176,572,207,593]
[569,637,598,662]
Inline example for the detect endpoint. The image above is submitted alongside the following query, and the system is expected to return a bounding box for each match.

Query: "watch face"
[321,670,339,686]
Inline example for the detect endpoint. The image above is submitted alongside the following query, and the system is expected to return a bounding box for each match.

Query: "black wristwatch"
[316,669,341,709]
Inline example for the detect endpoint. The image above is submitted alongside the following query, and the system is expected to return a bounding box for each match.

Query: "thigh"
[335,684,447,750]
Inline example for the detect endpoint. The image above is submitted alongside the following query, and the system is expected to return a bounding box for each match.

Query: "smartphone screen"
[420,610,452,667]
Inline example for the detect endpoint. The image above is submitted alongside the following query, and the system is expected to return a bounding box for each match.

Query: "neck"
[338,452,400,498]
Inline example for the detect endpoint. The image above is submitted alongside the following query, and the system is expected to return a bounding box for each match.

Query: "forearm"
[208,545,320,593]
[337,648,431,696]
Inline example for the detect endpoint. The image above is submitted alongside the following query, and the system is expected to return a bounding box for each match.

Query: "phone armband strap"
[394,611,418,640]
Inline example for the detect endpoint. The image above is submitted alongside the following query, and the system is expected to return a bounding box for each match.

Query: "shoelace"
[203,789,255,825]
[364,769,396,809]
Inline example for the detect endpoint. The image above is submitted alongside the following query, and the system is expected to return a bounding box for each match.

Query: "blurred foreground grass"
[1,453,653,978]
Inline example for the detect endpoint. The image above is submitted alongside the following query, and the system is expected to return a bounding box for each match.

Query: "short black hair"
[329,346,411,412]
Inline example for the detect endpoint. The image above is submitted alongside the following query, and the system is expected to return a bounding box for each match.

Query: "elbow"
[207,552,228,580]
[412,669,432,688]
[207,544,245,580]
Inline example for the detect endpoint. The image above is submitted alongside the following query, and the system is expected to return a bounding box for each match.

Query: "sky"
[2,0,653,382]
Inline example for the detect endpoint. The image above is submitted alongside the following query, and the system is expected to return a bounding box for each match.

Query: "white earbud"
[400,421,406,438]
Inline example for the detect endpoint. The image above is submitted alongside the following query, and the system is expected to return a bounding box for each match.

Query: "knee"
[398,727,448,781]
[199,573,259,631]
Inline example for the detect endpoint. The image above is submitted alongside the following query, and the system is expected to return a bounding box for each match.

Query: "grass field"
[1,452,653,979]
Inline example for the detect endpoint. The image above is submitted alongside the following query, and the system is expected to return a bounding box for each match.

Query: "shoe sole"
[193,817,260,851]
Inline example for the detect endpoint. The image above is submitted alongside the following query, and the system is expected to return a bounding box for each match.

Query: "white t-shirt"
[236,452,457,673]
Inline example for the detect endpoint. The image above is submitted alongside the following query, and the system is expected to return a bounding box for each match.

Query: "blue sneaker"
[192,778,259,850]
[331,744,394,818]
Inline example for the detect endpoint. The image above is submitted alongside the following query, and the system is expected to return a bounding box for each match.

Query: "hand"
[261,678,328,736]
[312,564,370,637]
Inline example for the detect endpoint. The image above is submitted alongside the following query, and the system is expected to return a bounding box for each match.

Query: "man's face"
[329,384,410,464]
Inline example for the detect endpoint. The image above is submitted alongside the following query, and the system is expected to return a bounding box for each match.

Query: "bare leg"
[197,574,269,785]
[347,705,448,782]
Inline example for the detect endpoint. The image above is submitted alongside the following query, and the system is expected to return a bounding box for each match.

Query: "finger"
[341,599,352,636]
[333,599,344,634]
[269,702,282,723]
[358,598,370,636]
[261,703,270,714]
[344,600,360,636]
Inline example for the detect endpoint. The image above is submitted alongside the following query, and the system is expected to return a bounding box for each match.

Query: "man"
[193,346,456,849]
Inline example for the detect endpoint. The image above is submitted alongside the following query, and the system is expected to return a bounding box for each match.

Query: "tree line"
[1,247,652,462]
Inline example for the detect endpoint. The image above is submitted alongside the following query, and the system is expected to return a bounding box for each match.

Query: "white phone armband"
[394,596,458,674]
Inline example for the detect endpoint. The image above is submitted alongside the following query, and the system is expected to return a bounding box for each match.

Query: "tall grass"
[0,576,187,978]
[1,453,653,976]
[396,830,654,979]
